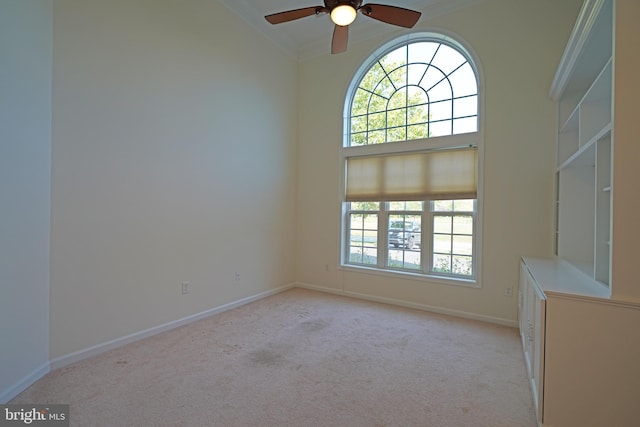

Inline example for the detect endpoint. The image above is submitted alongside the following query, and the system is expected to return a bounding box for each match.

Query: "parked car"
[389,221,421,249]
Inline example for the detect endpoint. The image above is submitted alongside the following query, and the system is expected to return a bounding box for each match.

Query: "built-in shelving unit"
[551,0,613,289]
[520,2,640,425]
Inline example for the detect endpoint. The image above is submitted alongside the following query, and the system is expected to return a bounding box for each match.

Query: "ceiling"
[218,0,485,60]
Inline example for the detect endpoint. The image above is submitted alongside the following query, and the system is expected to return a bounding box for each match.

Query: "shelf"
[557,123,610,170]
[579,58,612,147]
[558,58,611,132]
[523,257,610,300]
[556,59,612,169]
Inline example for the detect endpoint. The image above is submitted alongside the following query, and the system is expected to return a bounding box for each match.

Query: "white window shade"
[345,147,477,201]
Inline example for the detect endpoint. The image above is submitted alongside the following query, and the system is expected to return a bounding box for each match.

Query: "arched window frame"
[340,31,484,286]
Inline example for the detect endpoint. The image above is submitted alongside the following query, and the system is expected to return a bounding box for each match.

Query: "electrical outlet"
[234,272,240,281]
[181,281,190,295]
[503,287,513,297]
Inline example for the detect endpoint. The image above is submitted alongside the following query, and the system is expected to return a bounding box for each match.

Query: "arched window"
[341,33,481,283]
[347,36,478,146]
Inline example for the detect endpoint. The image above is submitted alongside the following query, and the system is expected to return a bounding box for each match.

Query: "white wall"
[611,0,640,301]
[0,0,52,403]
[295,0,583,323]
[50,0,298,360]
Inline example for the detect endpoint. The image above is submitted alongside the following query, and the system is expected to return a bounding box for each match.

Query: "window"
[341,33,481,283]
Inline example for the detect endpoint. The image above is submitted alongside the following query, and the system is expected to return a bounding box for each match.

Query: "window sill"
[339,264,480,289]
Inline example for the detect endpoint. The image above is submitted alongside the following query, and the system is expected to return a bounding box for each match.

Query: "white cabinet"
[518,262,545,422]
[519,258,640,427]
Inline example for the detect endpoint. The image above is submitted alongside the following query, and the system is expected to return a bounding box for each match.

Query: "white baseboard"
[294,282,518,328]
[0,361,50,404]
[50,284,294,371]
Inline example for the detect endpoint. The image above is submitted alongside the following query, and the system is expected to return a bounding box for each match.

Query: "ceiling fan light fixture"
[331,4,357,26]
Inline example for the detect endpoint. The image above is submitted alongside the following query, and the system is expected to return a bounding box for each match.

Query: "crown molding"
[549,0,607,100]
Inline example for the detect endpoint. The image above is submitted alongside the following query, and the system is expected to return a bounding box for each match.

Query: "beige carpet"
[12,288,536,426]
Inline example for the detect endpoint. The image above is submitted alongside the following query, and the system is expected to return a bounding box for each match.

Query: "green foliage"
[433,255,473,276]
[350,57,430,146]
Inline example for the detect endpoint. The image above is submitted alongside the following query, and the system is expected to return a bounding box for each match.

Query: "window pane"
[431,44,466,75]
[380,46,407,71]
[434,216,452,234]
[388,214,421,249]
[448,63,477,98]
[433,233,452,254]
[453,199,474,211]
[453,95,477,118]
[374,76,395,99]
[350,201,380,211]
[350,132,366,146]
[427,79,452,103]
[387,108,407,127]
[388,247,421,270]
[352,88,370,116]
[389,88,408,110]
[452,255,473,275]
[368,130,386,144]
[348,210,378,267]
[430,99,452,122]
[429,120,452,137]
[350,229,363,244]
[453,117,477,134]
[387,212,421,270]
[389,201,423,211]
[452,235,473,255]
[349,247,377,265]
[351,115,367,133]
[407,104,428,125]
[360,63,386,92]
[420,67,445,93]
[433,200,453,211]
[453,215,473,235]
[433,254,451,273]
[407,42,438,65]
[387,127,406,142]
[350,214,364,229]
[368,112,386,131]
[369,94,387,113]
[388,66,407,90]
[407,124,429,140]
[407,63,428,85]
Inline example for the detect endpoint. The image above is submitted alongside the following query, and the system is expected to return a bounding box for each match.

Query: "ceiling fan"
[265,1,422,54]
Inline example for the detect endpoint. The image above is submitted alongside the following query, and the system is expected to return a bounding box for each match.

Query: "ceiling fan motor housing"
[324,0,363,12]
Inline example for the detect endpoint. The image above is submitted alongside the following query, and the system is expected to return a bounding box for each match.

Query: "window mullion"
[421,202,429,274]
[379,205,389,268]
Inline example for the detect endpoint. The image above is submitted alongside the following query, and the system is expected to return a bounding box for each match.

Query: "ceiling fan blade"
[332,24,349,54]
[265,6,326,25]
[360,4,422,28]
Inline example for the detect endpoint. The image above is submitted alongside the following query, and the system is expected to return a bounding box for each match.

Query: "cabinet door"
[519,261,547,424]
[518,261,529,350]
[529,278,546,423]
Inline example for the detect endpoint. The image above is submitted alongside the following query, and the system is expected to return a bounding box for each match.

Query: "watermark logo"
[1,405,69,426]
